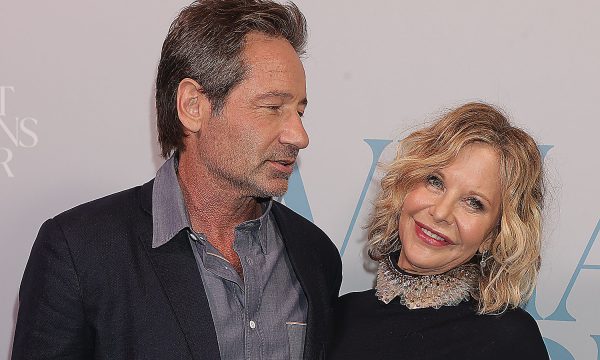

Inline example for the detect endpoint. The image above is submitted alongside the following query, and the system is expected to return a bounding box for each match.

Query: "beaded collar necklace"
[375,252,480,309]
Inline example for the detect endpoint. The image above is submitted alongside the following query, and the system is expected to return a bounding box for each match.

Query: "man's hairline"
[210,31,306,116]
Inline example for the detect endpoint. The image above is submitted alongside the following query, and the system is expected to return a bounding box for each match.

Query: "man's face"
[197,32,308,198]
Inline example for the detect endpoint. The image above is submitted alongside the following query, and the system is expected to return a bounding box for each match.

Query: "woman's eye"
[465,197,484,211]
[426,175,444,189]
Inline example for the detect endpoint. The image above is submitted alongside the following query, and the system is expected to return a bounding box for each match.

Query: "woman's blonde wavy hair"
[367,102,544,314]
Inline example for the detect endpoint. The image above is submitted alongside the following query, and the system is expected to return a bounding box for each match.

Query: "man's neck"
[177,152,263,274]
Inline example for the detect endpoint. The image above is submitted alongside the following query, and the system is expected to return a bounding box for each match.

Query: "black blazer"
[12,180,342,360]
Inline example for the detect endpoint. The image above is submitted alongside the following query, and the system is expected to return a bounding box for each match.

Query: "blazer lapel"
[139,180,221,360]
[271,202,324,360]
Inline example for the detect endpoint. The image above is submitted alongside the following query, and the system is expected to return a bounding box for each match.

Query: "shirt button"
[189,233,199,241]
[249,320,256,329]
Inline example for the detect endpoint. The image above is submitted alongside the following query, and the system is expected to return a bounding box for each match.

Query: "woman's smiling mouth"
[414,221,453,247]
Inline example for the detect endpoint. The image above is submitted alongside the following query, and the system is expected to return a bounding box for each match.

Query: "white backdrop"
[1,1,599,359]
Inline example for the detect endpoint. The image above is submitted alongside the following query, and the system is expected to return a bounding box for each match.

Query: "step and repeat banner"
[1,1,598,358]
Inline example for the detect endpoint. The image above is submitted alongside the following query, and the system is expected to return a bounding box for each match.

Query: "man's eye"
[266,105,282,112]
[465,197,484,211]
[297,111,304,117]
[426,175,443,189]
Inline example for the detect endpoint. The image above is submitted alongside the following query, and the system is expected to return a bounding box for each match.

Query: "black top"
[330,289,549,360]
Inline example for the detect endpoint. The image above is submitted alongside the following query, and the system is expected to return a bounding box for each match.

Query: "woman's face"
[397,143,502,275]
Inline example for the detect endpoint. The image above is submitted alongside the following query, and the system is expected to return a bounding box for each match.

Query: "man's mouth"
[269,158,296,174]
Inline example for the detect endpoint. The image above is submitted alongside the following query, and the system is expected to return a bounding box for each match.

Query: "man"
[12,1,342,359]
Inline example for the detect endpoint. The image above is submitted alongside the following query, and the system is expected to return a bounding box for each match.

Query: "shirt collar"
[235,199,273,254]
[152,155,274,253]
[152,155,190,248]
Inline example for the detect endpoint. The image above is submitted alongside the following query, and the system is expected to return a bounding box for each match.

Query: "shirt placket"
[190,232,247,359]
[237,227,264,360]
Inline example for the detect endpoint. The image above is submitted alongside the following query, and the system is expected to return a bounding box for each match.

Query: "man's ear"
[176,78,210,134]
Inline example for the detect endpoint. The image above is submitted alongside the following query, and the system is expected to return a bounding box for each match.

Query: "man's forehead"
[242,32,299,62]
[237,33,305,87]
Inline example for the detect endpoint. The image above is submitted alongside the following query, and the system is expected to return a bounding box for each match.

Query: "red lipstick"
[414,221,453,247]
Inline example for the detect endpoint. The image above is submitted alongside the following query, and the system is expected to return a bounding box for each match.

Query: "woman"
[330,103,549,360]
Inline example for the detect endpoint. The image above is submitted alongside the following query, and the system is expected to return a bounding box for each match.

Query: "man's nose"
[280,113,309,149]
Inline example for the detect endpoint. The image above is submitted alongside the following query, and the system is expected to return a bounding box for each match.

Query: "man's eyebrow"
[255,91,308,106]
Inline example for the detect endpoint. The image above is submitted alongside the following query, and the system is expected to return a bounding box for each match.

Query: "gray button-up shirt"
[152,156,308,360]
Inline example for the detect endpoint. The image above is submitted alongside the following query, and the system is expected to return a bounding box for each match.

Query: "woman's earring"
[479,250,491,273]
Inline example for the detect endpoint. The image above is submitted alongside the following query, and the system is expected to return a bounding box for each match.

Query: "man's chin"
[253,179,289,198]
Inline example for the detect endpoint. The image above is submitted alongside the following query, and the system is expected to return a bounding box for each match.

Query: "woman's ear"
[480,216,501,253]
[479,233,495,253]
[176,78,210,134]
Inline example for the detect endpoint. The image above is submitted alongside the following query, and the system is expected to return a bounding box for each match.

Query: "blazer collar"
[271,202,324,360]
[138,179,221,360]
[140,179,153,216]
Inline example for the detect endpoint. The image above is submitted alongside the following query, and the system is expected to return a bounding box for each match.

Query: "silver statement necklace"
[375,253,480,309]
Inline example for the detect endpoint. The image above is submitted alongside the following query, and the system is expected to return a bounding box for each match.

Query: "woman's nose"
[428,195,455,224]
